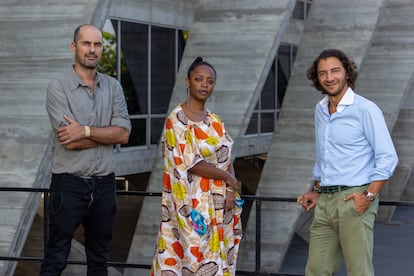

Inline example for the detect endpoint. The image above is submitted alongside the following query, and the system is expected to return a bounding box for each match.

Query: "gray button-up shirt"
[46,67,131,176]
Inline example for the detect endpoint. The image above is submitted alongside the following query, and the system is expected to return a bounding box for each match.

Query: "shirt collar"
[319,87,355,113]
[69,65,101,90]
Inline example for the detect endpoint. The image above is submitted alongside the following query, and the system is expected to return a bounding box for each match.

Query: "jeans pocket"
[48,191,63,215]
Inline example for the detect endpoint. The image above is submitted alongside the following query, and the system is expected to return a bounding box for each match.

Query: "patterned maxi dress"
[151,105,243,276]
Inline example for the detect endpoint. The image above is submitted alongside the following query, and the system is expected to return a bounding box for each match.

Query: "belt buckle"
[322,185,340,193]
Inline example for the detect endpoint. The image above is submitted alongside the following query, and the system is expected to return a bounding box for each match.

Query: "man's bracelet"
[84,126,91,137]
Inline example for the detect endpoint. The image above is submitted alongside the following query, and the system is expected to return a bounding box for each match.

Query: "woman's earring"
[186,87,190,106]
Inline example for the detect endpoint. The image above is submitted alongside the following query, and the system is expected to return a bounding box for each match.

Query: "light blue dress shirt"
[312,88,398,186]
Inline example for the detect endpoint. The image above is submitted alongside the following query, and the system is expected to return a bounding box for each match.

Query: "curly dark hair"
[187,56,217,79]
[306,49,358,93]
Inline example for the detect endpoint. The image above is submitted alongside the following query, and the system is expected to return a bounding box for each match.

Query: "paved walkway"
[280,206,414,275]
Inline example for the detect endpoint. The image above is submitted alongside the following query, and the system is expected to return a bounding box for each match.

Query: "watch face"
[365,192,376,201]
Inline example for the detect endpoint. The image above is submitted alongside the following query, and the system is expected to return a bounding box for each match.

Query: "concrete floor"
[280,206,414,276]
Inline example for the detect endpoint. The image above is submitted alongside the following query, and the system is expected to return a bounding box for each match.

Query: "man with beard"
[41,24,131,275]
[296,49,398,276]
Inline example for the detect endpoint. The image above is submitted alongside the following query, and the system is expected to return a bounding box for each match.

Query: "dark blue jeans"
[40,173,117,276]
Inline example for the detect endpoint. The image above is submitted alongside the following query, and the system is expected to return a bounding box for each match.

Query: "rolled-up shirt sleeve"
[110,80,131,134]
[46,79,74,130]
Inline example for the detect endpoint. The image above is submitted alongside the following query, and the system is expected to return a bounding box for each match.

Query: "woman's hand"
[224,174,239,191]
[225,189,236,211]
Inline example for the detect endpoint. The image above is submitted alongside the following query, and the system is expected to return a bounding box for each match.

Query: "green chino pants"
[305,185,379,276]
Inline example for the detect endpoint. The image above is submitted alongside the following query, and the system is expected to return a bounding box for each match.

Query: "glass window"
[292,0,312,20]
[260,113,275,133]
[246,44,297,136]
[128,119,147,146]
[246,113,258,135]
[119,21,149,115]
[106,20,187,147]
[261,61,276,110]
[151,26,176,114]
[277,45,291,109]
[151,117,166,145]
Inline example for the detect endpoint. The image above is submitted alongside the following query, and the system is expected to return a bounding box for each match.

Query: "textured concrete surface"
[0,0,101,274]
[1,0,414,275]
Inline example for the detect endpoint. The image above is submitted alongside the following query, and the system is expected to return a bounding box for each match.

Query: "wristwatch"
[363,190,377,201]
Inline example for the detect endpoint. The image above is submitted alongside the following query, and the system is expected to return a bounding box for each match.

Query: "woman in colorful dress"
[151,57,243,276]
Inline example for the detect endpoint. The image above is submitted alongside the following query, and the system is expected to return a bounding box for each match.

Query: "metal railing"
[1,186,414,276]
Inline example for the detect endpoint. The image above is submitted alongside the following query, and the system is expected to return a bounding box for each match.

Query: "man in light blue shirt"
[297,49,398,276]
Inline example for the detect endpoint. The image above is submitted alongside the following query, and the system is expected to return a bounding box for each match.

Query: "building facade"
[1,0,413,275]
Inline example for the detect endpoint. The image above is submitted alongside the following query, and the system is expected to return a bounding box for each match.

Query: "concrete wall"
[0,1,101,274]
[109,0,200,29]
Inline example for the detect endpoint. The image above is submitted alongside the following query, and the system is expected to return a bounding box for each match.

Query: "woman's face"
[186,64,216,103]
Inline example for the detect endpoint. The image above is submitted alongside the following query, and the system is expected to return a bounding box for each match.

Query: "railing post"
[43,191,49,255]
[255,198,261,273]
